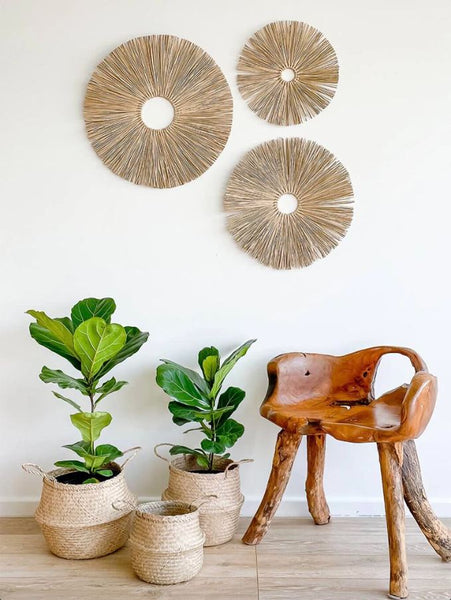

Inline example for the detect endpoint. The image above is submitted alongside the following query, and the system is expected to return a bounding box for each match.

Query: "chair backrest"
[264,346,428,406]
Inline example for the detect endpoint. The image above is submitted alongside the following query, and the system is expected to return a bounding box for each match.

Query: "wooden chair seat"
[243,346,450,599]
[262,372,436,443]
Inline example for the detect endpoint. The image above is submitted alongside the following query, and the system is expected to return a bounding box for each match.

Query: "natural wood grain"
[378,442,408,599]
[305,434,330,525]
[258,577,451,600]
[260,347,435,441]
[2,518,450,600]
[246,346,447,599]
[242,430,302,545]
[403,440,451,562]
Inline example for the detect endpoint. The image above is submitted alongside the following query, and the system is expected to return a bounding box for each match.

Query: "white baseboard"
[2,496,451,518]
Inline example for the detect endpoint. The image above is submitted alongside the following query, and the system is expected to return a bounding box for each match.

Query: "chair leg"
[306,434,330,525]
[402,439,451,561]
[242,429,302,545]
[378,442,408,599]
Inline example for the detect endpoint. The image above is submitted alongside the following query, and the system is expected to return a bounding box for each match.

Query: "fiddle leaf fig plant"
[156,339,256,472]
[27,297,149,484]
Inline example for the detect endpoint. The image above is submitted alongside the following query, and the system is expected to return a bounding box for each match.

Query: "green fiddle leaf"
[168,401,206,424]
[73,317,126,380]
[196,455,209,469]
[96,469,113,477]
[94,377,128,404]
[210,339,256,397]
[95,444,123,461]
[156,364,210,408]
[198,347,220,384]
[216,386,246,427]
[83,478,99,484]
[200,439,226,454]
[71,297,116,329]
[62,441,106,470]
[54,460,90,473]
[40,366,89,395]
[63,440,91,458]
[169,445,206,459]
[159,359,209,395]
[27,310,77,357]
[70,411,112,444]
[207,406,236,421]
[56,317,75,333]
[29,323,81,369]
[52,391,82,412]
[216,419,245,448]
[96,326,149,379]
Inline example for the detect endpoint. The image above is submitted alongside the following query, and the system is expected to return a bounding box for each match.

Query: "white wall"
[1,0,451,517]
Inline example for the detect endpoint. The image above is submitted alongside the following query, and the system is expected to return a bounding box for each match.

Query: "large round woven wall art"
[84,35,233,188]
[237,21,338,126]
[224,138,353,270]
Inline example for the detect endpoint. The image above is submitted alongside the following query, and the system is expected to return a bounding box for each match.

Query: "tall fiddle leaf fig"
[27,297,149,483]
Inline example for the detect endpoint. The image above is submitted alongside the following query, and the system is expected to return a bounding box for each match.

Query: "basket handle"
[21,463,56,482]
[190,494,218,510]
[119,446,142,470]
[154,443,174,463]
[224,458,254,478]
[112,499,137,512]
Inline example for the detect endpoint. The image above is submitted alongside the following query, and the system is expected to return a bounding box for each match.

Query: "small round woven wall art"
[84,35,233,188]
[224,138,353,270]
[237,21,338,126]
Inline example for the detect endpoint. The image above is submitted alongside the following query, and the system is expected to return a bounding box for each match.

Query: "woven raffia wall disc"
[224,138,353,270]
[84,35,233,188]
[237,21,338,125]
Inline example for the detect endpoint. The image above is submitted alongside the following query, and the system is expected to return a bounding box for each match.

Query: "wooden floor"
[1,517,450,599]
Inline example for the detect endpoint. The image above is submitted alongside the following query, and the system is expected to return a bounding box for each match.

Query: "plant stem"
[88,384,95,455]
[208,394,217,472]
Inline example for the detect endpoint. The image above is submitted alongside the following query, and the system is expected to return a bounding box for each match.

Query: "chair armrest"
[397,371,437,440]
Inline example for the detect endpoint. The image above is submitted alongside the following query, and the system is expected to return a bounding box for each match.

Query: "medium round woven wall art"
[237,21,338,126]
[84,35,233,188]
[224,138,353,270]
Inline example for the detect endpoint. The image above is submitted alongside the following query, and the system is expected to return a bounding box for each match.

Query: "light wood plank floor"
[1,517,450,599]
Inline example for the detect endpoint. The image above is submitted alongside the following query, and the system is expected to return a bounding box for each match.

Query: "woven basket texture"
[162,456,244,546]
[35,463,136,559]
[129,501,205,584]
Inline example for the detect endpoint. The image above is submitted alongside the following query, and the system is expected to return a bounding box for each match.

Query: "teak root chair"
[242,346,451,599]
